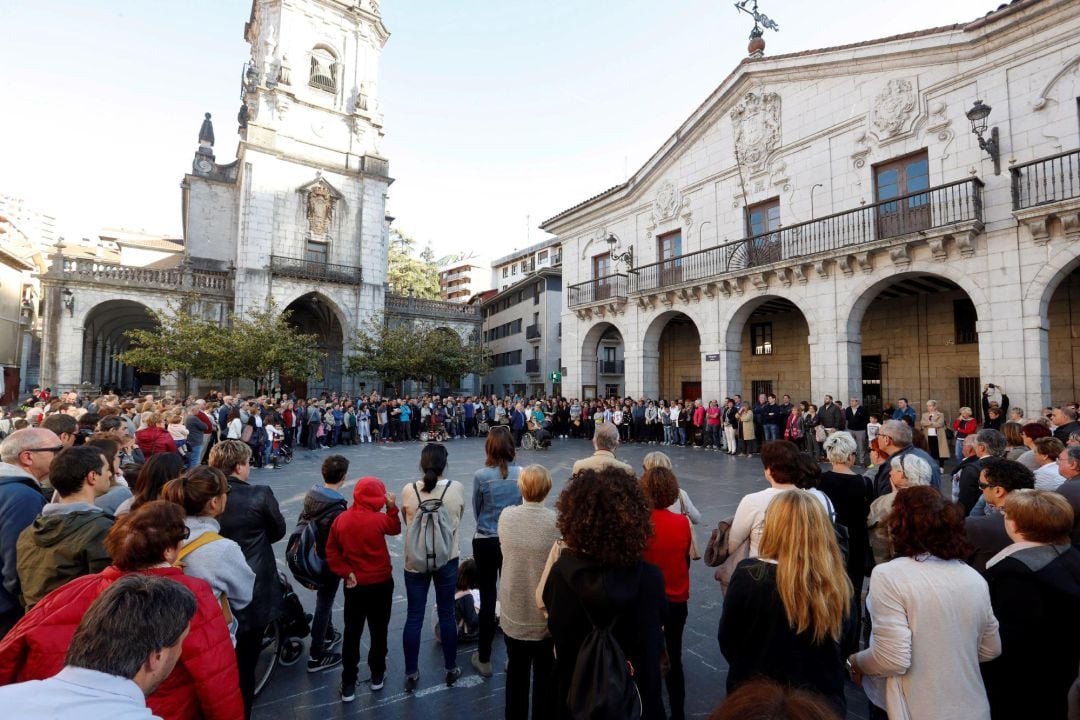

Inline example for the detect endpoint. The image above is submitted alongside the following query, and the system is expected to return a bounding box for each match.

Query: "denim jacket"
[473,464,523,537]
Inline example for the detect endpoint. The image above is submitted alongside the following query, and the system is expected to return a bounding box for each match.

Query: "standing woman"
[226,407,243,440]
[542,467,666,720]
[849,486,1000,720]
[738,402,756,456]
[719,489,852,716]
[400,444,466,690]
[641,466,693,720]
[919,400,950,469]
[470,427,523,678]
[723,398,739,456]
[497,465,561,719]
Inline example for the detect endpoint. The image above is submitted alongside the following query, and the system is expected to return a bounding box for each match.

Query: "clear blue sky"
[0,0,994,259]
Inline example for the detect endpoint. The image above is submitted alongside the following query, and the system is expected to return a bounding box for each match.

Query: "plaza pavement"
[251,436,871,719]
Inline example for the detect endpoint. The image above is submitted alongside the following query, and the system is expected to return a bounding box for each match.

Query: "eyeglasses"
[25,446,64,454]
[978,481,994,490]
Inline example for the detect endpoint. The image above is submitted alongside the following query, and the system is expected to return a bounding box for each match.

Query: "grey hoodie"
[179,515,255,618]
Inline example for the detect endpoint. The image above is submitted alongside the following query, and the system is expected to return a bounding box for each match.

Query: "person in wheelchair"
[524,417,553,450]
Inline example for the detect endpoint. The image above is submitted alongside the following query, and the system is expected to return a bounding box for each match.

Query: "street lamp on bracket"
[606,233,636,274]
[965,99,1001,176]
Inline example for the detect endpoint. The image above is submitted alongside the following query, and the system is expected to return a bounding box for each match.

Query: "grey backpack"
[404,481,454,573]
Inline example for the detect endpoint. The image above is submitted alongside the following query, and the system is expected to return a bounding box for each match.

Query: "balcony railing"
[631,177,983,295]
[567,273,628,308]
[598,360,624,375]
[525,359,540,374]
[1011,149,1080,210]
[526,324,541,340]
[385,293,483,321]
[270,255,362,285]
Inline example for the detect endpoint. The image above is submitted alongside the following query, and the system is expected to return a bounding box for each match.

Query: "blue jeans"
[763,423,781,441]
[403,559,459,675]
[186,441,203,470]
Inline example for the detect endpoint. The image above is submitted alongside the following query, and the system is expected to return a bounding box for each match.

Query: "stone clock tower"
[181,0,392,394]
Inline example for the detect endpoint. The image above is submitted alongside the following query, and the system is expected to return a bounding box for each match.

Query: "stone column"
[698,329,722,400]
[635,340,658,399]
[718,347,742,397]
[1021,315,1051,412]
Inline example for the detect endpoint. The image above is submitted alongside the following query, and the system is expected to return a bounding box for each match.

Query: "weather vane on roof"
[734,0,779,56]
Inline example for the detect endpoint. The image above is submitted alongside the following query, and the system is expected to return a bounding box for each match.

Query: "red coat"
[0,565,242,720]
[136,425,179,457]
[325,478,401,585]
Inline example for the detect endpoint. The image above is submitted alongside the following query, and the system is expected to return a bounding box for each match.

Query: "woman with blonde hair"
[719,489,852,716]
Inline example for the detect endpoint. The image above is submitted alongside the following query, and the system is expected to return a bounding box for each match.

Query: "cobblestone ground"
[251,436,871,719]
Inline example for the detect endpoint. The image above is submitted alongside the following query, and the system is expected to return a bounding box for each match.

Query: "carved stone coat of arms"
[730,91,781,173]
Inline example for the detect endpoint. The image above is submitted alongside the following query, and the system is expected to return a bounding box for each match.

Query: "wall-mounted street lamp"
[62,288,75,317]
[965,99,1000,176]
[606,233,635,273]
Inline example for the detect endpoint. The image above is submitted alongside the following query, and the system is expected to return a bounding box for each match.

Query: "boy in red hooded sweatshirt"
[325,476,401,703]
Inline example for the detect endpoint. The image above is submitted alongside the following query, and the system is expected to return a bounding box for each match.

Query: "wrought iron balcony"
[631,177,983,295]
[270,255,362,285]
[598,360,624,375]
[1011,149,1080,210]
[526,324,541,340]
[567,273,628,309]
[525,359,541,374]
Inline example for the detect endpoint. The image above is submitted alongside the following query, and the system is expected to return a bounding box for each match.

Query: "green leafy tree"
[212,301,326,393]
[117,298,222,395]
[388,228,440,299]
[417,327,490,390]
[348,319,489,392]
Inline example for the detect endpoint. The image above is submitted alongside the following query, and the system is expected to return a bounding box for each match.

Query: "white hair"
[823,431,857,465]
[890,453,932,487]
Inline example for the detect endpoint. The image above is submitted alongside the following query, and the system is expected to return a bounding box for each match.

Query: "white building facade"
[545,0,1080,419]
[491,238,562,292]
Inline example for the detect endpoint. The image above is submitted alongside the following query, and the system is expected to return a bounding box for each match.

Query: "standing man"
[844,398,869,466]
[510,402,527,448]
[892,397,916,424]
[217,396,234,442]
[954,429,1007,515]
[818,395,844,443]
[1054,446,1080,546]
[872,419,942,497]
[964,458,1035,574]
[571,424,635,476]
[211,440,286,719]
[307,401,322,451]
[16,445,114,610]
[0,428,58,637]
[183,400,212,470]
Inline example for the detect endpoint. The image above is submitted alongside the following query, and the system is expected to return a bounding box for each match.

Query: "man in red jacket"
[325,477,401,703]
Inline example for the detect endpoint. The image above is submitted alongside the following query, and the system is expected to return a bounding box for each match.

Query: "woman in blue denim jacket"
[470,426,523,678]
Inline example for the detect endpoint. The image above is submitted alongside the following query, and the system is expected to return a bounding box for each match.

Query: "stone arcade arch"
[644,311,702,401]
[844,272,984,419]
[283,292,346,398]
[82,299,161,392]
[721,296,812,404]
[1034,255,1080,406]
[579,321,626,399]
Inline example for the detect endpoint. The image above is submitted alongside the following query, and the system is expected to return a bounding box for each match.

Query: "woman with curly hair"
[542,466,666,720]
[719,489,852,716]
[848,486,1000,720]
[641,466,693,720]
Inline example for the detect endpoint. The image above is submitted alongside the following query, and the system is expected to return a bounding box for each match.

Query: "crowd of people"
[2,381,1080,719]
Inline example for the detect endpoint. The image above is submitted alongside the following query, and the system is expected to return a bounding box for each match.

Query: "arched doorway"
[1048,266,1080,405]
[854,273,981,419]
[580,322,624,400]
[82,299,160,393]
[648,312,701,402]
[730,297,811,404]
[284,293,344,398]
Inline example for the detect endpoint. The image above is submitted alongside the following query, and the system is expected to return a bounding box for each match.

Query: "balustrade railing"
[1011,149,1080,210]
[57,258,232,293]
[270,255,362,285]
[385,293,483,319]
[526,324,541,340]
[525,359,541,374]
[567,273,628,308]
[631,177,983,295]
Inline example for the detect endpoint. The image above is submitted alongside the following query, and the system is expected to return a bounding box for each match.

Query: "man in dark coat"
[211,440,286,719]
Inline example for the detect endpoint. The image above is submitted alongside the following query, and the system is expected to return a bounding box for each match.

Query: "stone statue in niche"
[731,91,781,173]
[307,185,334,235]
[872,79,917,138]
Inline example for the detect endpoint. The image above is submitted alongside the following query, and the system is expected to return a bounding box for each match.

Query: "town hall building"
[544,0,1080,420]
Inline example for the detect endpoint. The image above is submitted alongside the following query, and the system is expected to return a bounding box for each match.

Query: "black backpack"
[286,504,341,590]
[567,592,642,720]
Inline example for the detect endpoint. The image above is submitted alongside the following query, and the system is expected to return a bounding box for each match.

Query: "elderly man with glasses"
[1054,445,1080,547]
[0,428,62,639]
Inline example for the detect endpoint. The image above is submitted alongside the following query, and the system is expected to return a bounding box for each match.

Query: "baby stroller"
[419,414,447,443]
[253,573,310,697]
[271,442,293,468]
